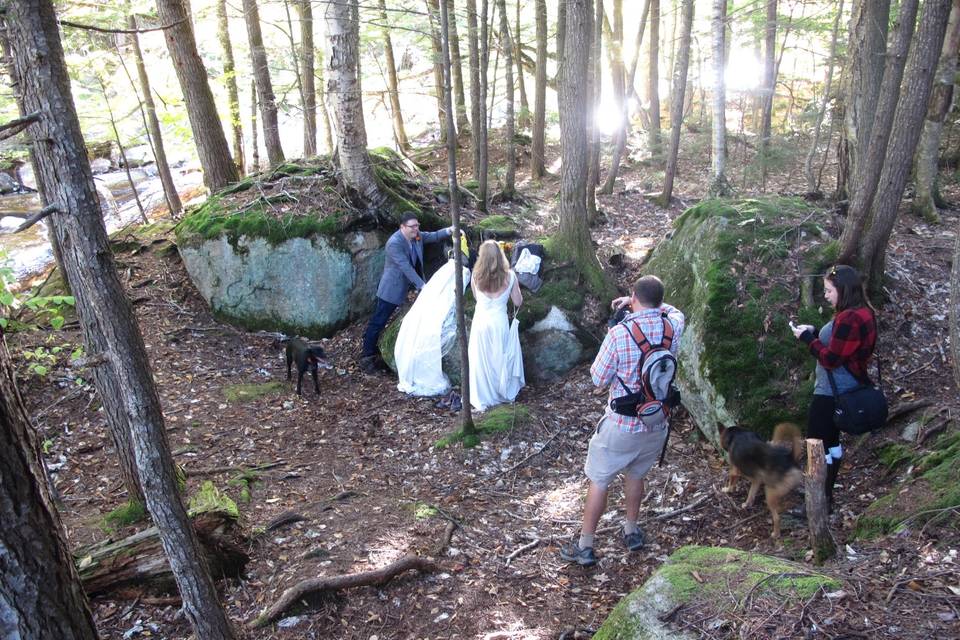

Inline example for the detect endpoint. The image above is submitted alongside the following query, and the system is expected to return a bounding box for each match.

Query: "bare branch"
[57,17,187,35]
[14,204,57,233]
[0,111,40,141]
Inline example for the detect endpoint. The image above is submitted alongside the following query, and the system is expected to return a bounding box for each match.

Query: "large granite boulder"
[178,231,387,337]
[643,198,834,443]
[594,546,839,639]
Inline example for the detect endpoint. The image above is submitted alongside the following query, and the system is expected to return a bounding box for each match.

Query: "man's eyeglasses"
[404,222,420,229]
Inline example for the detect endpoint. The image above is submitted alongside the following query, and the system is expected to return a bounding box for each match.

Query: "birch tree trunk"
[861,0,953,293]
[215,0,244,175]
[128,15,182,216]
[658,0,694,206]
[709,0,731,196]
[298,0,317,157]
[243,0,285,166]
[804,0,843,195]
[498,0,516,197]
[912,0,960,223]
[155,0,237,191]
[0,331,98,640]
[378,0,409,151]
[316,44,334,154]
[325,0,387,210]
[530,0,547,178]
[838,0,920,264]
[6,2,239,637]
[759,0,778,191]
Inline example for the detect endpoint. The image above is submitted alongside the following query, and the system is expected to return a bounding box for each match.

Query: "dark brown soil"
[10,138,960,639]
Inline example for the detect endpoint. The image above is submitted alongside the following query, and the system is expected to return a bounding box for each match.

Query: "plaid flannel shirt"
[801,306,877,382]
[591,304,685,433]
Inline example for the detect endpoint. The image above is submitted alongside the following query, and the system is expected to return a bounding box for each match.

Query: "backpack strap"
[625,312,674,358]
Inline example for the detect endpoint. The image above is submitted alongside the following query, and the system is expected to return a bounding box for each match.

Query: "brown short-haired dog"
[719,423,803,538]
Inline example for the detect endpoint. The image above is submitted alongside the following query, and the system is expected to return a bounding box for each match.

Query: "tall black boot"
[824,461,840,513]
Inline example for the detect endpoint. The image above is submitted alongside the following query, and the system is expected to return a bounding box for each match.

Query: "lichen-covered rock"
[594,546,839,640]
[179,231,386,337]
[643,198,834,442]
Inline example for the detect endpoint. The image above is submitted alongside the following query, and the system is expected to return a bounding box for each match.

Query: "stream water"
[0,165,205,281]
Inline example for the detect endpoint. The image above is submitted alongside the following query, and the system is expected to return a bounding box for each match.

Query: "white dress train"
[468,271,525,411]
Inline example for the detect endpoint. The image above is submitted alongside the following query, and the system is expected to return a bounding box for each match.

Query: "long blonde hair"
[472,240,510,294]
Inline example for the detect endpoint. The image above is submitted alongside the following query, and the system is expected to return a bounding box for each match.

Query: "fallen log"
[251,553,437,627]
[76,511,248,597]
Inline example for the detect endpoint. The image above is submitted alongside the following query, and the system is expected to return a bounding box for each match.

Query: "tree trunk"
[600,0,627,195]
[838,0,920,264]
[912,0,960,223]
[514,0,530,130]
[243,0,285,166]
[250,77,260,172]
[128,15,182,215]
[647,0,662,160]
[0,330,98,639]
[625,1,651,109]
[759,0,778,191]
[448,0,470,134]
[860,0,953,294]
[439,0,475,436]
[7,2,239,637]
[530,0,547,178]
[478,0,490,210]
[839,0,891,199]
[316,45,334,154]
[155,0,238,191]
[378,0,410,151]
[298,0,317,157]
[658,0,694,206]
[466,0,483,180]
[585,0,602,220]
[558,0,598,272]
[215,0,244,176]
[426,0,449,141]
[951,217,960,391]
[498,0,516,198]
[804,0,843,195]
[804,439,836,564]
[326,0,387,210]
[709,0,731,196]
[97,75,148,224]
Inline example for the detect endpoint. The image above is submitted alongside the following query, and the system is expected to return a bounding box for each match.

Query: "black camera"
[607,304,630,328]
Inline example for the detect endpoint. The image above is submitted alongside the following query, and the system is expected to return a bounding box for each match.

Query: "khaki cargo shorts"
[583,414,668,489]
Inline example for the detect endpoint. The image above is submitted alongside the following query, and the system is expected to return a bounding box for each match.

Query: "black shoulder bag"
[826,354,888,435]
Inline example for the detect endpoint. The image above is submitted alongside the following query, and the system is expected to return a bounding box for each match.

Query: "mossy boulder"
[643,198,833,443]
[594,545,839,640]
[475,215,520,239]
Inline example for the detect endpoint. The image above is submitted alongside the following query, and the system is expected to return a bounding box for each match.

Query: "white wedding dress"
[468,271,525,411]
[395,260,470,396]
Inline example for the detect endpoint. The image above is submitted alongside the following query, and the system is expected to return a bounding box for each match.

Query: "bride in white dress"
[469,241,525,411]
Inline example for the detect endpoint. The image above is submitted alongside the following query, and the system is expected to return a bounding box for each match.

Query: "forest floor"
[11,136,960,639]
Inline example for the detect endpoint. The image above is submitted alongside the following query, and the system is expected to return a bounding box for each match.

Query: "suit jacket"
[376,227,452,305]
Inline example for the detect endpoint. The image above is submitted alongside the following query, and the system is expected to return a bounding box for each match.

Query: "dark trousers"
[807,394,840,451]
[361,298,399,357]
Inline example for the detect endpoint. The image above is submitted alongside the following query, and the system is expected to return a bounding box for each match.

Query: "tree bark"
[97,75,148,224]
[838,0,920,264]
[466,0,483,181]
[378,0,410,151]
[838,0,891,200]
[585,0,602,220]
[155,0,238,191]
[250,77,260,172]
[804,439,836,564]
[804,0,843,195]
[647,0,662,160]
[6,2,239,637]
[759,0,778,191]
[478,0,490,210]
[530,0,547,178]
[514,0,529,130]
[498,0,515,197]
[316,44,334,154]
[860,0,953,293]
[951,217,960,391]
[709,0,731,196]
[128,14,182,215]
[600,0,627,195]
[325,0,387,210]
[243,0,285,166]
[448,0,470,134]
[658,0,694,206]
[625,1,651,109]
[215,0,244,176]
[0,330,98,640]
[298,0,317,157]
[912,0,960,223]
[426,0,449,141]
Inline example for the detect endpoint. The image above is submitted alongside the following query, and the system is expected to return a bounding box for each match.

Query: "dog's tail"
[771,422,803,464]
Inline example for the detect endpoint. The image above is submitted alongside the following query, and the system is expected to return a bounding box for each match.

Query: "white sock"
[623,520,638,536]
[578,532,595,550]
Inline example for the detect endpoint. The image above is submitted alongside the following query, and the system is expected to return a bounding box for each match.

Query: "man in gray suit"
[360,212,453,373]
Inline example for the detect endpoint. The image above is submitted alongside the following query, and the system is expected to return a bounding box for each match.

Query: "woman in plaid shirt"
[791,265,878,512]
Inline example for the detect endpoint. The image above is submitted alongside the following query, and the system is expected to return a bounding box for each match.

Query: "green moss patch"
[101,499,148,532]
[435,403,531,449]
[475,214,519,238]
[223,382,285,404]
[188,481,240,519]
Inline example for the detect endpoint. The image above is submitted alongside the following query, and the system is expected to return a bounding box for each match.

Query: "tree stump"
[805,438,836,564]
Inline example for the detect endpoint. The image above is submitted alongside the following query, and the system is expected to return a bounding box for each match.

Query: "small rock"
[900,420,921,442]
[277,616,303,629]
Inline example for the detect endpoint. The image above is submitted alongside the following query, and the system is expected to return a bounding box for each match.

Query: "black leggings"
[807,394,840,451]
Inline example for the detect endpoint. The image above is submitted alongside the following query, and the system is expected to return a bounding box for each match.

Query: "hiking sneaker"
[623,528,645,551]
[559,542,597,567]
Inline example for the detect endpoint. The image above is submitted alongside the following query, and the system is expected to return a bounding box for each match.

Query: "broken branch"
[0,111,40,141]
[14,204,57,233]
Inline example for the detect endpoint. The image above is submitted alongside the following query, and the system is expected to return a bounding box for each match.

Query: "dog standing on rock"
[719,422,803,538]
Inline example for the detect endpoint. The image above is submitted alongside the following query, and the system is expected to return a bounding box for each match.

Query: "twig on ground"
[653,494,710,521]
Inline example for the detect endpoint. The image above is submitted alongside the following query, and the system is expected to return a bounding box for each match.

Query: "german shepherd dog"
[719,423,803,538]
